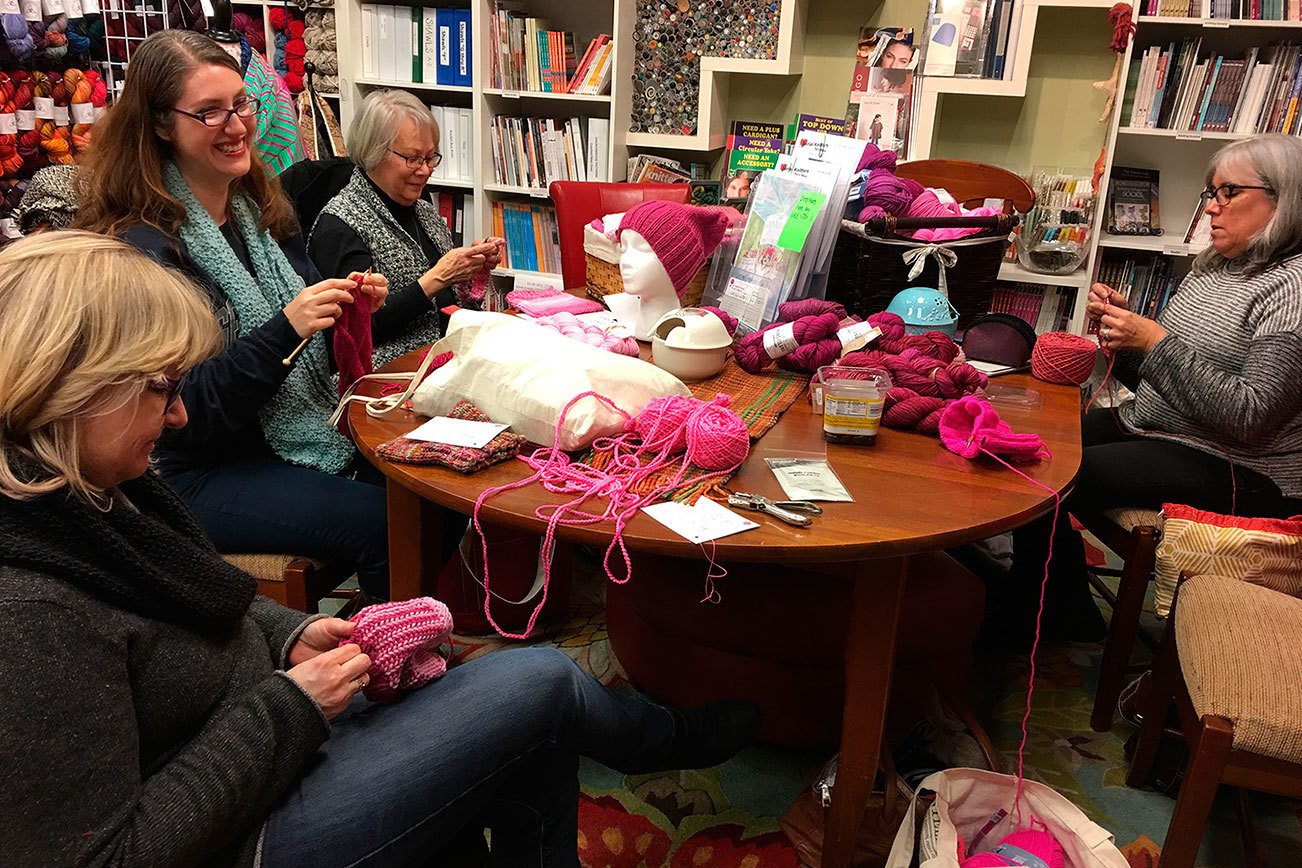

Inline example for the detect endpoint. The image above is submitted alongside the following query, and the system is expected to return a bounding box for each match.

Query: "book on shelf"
[1183,207,1213,249]
[425,190,476,248]
[488,2,610,95]
[1096,251,1180,323]
[360,5,471,87]
[843,25,917,156]
[1143,0,1301,19]
[489,115,609,188]
[921,1,1020,80]
[1107,166,1163,236]
[720,121,785,203]
[491,200,562,274]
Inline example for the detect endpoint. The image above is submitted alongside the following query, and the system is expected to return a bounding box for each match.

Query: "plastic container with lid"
[812,366,893,446]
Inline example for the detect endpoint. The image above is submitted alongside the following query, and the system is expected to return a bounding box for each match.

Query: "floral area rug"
[448,544,1302,867]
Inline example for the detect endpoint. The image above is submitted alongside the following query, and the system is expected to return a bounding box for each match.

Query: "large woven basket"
[585,252,708,308]
[826,214,1017,330]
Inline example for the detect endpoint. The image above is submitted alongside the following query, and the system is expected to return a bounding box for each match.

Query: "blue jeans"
[260,648,674,867]
[165,454,391,600]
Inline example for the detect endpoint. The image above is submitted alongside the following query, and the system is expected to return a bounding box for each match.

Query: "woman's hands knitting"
[419,238,505,297]
[283,277,361,339]
[349,270,389,310]
[1087,282,1167,353]
[289,617,355,666]
[286,642,372,719]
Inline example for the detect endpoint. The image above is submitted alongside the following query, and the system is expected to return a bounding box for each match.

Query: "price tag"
[64,0,82,17]
[1175,132,1202,141]
[79,0,98,11]
[0,0,20,14]
[20,0,40,20]
[776,190,827,252]
[41,0,64,15]
[17,109,35,130]
[762,322,799,359]
[527,188,547,199]
[1162,245,1188,257]
[1201,18,1230,28]
[502,90,520,98]
[0,113,14,135]
[70,102,93,124]
[836,321,881,353]
[53,105,70,125]
[34,96,54,119]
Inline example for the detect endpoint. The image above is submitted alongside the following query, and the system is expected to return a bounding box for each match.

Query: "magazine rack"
[826,214,1018,329]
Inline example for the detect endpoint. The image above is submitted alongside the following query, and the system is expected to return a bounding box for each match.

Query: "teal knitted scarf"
[162,162,353,473]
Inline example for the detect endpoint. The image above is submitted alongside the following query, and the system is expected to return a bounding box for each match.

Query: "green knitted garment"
[245,50,303,176]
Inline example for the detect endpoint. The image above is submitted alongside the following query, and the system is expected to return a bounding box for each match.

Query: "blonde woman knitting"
[0,233,759,867]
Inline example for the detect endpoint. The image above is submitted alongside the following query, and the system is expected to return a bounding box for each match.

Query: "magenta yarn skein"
[734,312,841,373]
[683,395,749,470]
[855,141,898,173]
[777,298,847,322]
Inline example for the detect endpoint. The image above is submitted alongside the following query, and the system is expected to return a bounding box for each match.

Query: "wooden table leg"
[822,555,909,868]
[386,479,445,601]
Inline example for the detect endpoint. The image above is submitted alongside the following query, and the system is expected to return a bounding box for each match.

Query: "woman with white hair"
[309,89,504,365]
[1003,134,1302,645]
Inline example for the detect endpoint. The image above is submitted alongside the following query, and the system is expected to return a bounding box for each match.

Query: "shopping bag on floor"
[886,768,1128,868]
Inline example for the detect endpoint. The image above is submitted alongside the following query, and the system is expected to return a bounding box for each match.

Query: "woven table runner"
[587,358,810,503]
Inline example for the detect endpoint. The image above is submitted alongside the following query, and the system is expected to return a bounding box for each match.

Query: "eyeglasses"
[170,98,260,128]
[1199,182,1274,206]
[390,149,443,170]
[147,375,186,410]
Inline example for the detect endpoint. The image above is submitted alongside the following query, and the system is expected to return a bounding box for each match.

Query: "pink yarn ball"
[627,395,695,454]
[684,396,749,471]
[734,312,841,373]
[1032,332,1098,385]
[857,169,925,223]
[960,831,1065,868]
[856,142,898,173]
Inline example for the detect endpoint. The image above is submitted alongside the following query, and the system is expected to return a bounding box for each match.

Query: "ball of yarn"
[734,312,841,373]
[777,298,846,322]
[345,597,454,704]
[1031,332,1098,385]
[960,831,1065,868]
[232,11,265,53]
[627,394,695,454]
[684,395,749,471]
[857,169,924,223]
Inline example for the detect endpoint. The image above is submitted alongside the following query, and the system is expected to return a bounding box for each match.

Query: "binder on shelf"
[436,8,456,86]
[376,5,393,81]
[421,8,439,85]
[361,5,377,79]
[442,104,460,181]
[429,104,447,180]
[458,108,472,180]
[395,4,414,84]
[411,7,422,83]
[455,8,472,88]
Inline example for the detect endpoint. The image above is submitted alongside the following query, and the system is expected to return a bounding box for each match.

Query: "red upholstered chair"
[605,550,987,748]
[548,181,691,292]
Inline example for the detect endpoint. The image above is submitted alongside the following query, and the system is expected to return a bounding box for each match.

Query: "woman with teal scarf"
[77,30,396,599]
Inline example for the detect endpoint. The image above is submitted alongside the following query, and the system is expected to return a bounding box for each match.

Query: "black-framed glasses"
[1199,182,1274,206]
[390,149,443,169]
[171,98,260,128]
[147,375,186,410]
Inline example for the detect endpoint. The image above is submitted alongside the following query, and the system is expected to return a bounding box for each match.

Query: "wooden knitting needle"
[283,268,371,366]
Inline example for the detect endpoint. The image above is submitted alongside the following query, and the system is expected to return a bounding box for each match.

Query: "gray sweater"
[1116,253,1302,497]
[0,569,328,867]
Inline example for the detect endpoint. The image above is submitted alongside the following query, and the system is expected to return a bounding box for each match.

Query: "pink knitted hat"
[618,200,730,296]
[343,597,454,703]
[938,396,1049,463]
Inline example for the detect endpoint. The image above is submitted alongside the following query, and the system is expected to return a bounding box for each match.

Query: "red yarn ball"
[1031,332,1098,385]
[268,7,289,29]
[684,396,749,471]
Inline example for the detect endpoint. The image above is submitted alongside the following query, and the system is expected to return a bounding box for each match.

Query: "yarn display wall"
[303,9,338,93]
[269,7,306,93]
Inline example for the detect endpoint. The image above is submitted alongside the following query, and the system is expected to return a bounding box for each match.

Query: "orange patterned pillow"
[1154,503,1302,617]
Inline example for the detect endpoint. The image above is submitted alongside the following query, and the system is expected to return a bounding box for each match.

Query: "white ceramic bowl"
[649,308,732,381]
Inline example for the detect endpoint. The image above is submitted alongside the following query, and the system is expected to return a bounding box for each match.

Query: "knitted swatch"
[376,400,527,472]
[506,287,604,317]
[345,597,454,703]
[332,279,373,397]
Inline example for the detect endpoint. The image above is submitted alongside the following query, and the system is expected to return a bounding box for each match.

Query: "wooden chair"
[1074,506,1164,732]
[224,553,359,614]
[1127,573,1302,868]
[548,180,692,292]
[895,158,1036,214]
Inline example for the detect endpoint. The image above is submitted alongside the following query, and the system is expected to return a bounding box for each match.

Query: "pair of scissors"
[725,492,823,528]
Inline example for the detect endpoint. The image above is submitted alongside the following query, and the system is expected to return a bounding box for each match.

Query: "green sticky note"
[777,190,827,252]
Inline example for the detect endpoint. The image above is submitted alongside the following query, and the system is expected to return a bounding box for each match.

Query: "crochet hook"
[283,268,371,366]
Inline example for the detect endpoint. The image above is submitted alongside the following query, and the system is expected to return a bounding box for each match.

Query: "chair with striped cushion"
[224,553,358,614]
[1076,506,1164,732]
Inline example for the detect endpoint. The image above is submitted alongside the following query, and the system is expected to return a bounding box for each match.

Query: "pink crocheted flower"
[343,598,454,703]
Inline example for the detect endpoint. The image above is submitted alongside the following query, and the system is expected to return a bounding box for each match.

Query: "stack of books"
[988,285,1073,332]
[489,115,610,188]
[1143,0,1301,20]
[487,6,612,95]
[1124,41,1302,136]
[1097,253,1180,321]
[360,6,471,86]
[491,201,562,274]
[921,0,1025,80]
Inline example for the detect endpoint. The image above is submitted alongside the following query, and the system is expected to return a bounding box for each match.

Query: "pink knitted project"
[506,287,605,317]
[527,311,640,356]
[938,396,1049,463]
[344,598,454,703]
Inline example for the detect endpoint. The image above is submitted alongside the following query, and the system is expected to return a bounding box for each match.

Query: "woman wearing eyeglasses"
[1002,134,1302,647]
[308,89,504,366]
[76,30,395,601]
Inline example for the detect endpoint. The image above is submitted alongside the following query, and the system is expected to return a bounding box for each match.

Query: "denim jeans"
[260,647,674,867]
[164,454,391,600]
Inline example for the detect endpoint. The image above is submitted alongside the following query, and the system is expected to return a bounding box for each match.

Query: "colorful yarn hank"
[342,597,453,704]
[1030,331,1098,386]
[472,391,749,639]
[734,311,841,374]
[527,310,640,356]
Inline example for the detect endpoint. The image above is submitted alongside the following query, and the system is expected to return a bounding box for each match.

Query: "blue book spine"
[435,8,456,86]
[1196,56,1223,131]
[455,9,472,88]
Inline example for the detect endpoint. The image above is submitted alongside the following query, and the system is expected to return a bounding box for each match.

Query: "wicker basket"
[584,252,708,308]
[826,214,1018,330]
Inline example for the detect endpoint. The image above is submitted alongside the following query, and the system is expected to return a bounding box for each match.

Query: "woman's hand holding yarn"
[1096,303,1167,353]
[350,270,389,310]
[285,642,372,719]
[283,278,360,339]
[423,239,504,293]
[288,617,356,666]
[1085,282,1128,319]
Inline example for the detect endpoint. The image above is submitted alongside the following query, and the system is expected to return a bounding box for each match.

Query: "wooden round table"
[351,356,1081,868]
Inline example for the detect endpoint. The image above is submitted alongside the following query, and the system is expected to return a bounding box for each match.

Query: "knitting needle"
[283,268,371,366]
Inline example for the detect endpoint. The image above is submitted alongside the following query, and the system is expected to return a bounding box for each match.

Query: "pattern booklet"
[845,26,917,158]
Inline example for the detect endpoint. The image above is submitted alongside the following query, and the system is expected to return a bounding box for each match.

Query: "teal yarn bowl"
[885,287,959,337]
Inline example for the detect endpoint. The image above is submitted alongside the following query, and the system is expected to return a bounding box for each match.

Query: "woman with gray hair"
[999,134,1302,647]
[309,89,504,365]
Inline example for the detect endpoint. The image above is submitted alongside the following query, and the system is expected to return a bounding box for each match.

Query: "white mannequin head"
[607,229,681,340]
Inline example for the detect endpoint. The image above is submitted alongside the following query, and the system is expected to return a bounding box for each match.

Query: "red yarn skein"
[735,312,841,373]
[1031,332,1098,385]
[777,298,847,322]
